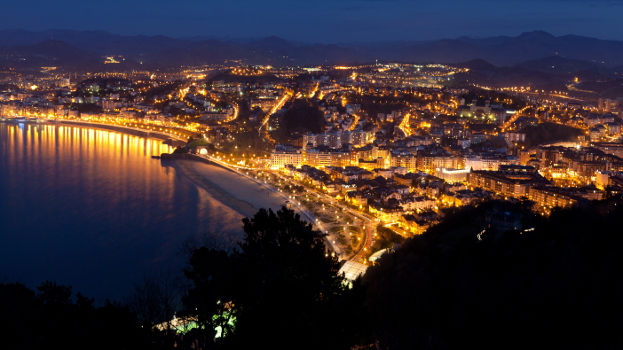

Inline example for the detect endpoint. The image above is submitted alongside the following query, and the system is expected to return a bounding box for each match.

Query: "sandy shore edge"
[173,158,343,256]
[174,160,260,219]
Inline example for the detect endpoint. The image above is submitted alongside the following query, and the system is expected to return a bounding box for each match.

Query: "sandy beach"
[175,160,291,219]
[175,159,343,255]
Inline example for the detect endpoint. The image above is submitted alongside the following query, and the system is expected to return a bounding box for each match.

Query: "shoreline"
[3,119,344,256]
[0,123,220,303]
[0,119,186,142]
[0,119,189,147]
[174,158,343,255]
[174,159,262,219]
[58,120,189,145]
[174,159,296,217]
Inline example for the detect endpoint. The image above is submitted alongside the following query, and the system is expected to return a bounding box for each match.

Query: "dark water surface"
[0,123,240,302]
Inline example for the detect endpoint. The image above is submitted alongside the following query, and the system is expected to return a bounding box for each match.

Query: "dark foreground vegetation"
[3,200,623,349]
[0,281,148,349]
[520,122,584,147]
[352,198,623,349]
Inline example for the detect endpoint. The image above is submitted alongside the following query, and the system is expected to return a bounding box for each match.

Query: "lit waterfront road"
[351,225,373,263]
[272,173,375,262]
[199,154,343,256]
[202,152,372,261]
[60,119,189,142]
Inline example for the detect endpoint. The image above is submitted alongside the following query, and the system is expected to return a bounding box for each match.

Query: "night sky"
[2,0,622,43]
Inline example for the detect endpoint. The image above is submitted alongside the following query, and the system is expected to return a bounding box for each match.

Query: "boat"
[0,117,6,122]
[151,155,161,159]
[16,117,26,122]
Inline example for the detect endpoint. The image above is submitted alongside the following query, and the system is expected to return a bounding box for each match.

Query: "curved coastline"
[174,159,294,219]
[5,119,341,253]
[174,159,261,219]
[50,122,258,219]
[0,119,189,143]
[59,120,189,142]
[3,119,343,256]
[10,120,259,221]
[0,122,223,302]
[175,158,343,255]
[31,122,278,229]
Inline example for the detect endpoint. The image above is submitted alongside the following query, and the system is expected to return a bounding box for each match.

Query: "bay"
[0,122,244,302]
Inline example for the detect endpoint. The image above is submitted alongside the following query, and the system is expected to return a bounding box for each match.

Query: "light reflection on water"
[0,123,244,302]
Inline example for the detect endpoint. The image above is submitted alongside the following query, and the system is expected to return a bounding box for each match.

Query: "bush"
[353,199,623,349]
[520,122,583,147]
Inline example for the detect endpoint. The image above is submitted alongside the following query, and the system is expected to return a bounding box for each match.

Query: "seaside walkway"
[200,154,377,262]
[59,119,189,142]
[197,154,344,258]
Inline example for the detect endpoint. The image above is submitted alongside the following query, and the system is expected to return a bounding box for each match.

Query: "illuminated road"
[309,82,319,99]
[259,91,292,130]
[397,112,412,136]
[349,113,361,131]
[200,154,344,255]
[272,173,375,262]
[226,101,240,122]
[501,106,530,131]
[351,225,373,263]
[258,90,292,143]
[58,119,189,142]
[199,148,377,262]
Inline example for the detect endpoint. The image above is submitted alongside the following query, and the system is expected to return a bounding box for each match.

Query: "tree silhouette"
[1,281,147,350]
[183,207,346,349]
[351,199,623,349]
[281,99,325,133]
[126,269,182,330]
[183,247,235,340]
[37,280,73,306]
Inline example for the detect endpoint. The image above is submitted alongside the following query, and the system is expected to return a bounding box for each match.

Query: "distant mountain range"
[2,29,623,73]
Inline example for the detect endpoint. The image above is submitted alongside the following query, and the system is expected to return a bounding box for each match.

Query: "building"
[592,143,623,158]
[270,144,303,169]
[441,188,493,207]
[303,130,370,149]
[306,146,351,168]
[400,196,436,213]
[605,122,621,136]
[457,138,471,148]
[465,154,520,171]
[528,186,583,209]
[390,152,417,172]
[598,98,622,113]
[417,154,461,173]
[369,203,404,222]
[435,168,470,183]
[500,132,526,142]
[251,97,279,112]
[467,165,549,199]
[458,94,508,124]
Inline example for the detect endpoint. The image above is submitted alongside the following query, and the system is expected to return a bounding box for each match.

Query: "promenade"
[190,154,377,261]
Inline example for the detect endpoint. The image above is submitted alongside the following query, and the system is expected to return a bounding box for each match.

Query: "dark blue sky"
[3,0,623,42]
